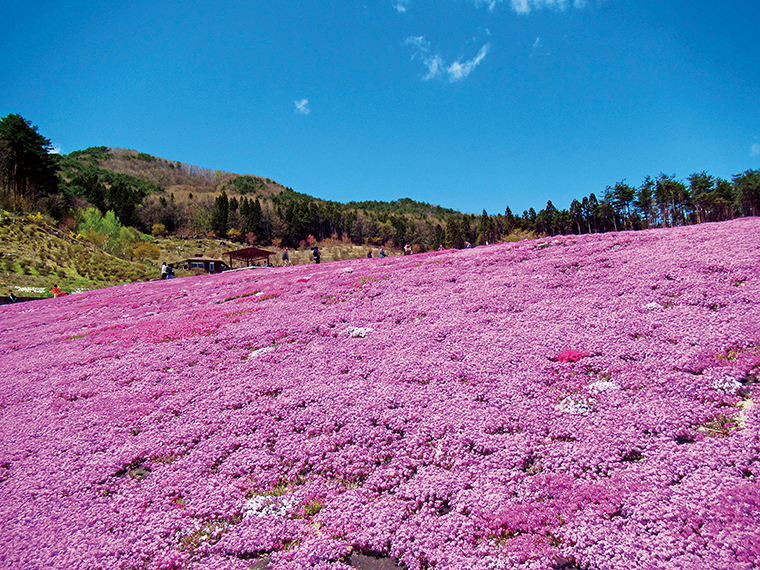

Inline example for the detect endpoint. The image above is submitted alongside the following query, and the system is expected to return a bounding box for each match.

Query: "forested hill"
[3,112,760,256]
[56,146,461,250]
[62,149,455,219]
[57,146,760,252]
[60,146,284,200]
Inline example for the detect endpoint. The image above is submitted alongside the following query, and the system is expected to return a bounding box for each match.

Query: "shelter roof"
[226,247,275,263]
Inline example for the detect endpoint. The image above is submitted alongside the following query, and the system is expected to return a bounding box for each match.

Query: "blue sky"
[2,0,759,215]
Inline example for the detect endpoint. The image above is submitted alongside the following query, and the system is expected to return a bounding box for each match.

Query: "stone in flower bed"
[1,218,759,569]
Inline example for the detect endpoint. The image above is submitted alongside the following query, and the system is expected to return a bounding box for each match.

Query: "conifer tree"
[0,113,59,208]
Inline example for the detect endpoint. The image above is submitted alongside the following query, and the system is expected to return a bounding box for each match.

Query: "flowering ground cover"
[1,218,759,570]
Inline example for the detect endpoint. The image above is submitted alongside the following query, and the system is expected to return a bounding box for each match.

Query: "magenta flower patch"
[556,349,592,363]
[1,218,759,569]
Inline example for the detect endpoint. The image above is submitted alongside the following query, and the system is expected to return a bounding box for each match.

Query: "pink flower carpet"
[1,218,759,570]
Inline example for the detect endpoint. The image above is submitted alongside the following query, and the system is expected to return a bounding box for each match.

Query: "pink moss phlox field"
[1,219,760,570]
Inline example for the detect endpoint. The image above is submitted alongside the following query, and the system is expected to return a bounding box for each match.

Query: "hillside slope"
[1,219,759,570]
[0,213,157,298]
[61,146,458,218]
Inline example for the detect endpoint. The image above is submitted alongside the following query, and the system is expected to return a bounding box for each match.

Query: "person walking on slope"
[282,247,290,266]
[312,247,321,264]
[379,246,387,258]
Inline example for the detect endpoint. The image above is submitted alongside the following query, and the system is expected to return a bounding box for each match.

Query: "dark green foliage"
[212,191,229,236]
[106,180,140,228]
[433,223,446,248]
[0,114,60,208]
[272,187,315,205]
[69,171,107,212]
[733,169,760,217]
[64,147,113,165]
[445,216,464,249]
[635,177,656,227]
[231,175,265,195]
[345,197,455,218]
[63,166,158,231]
[62,164,161,199]
[240,197,268,242]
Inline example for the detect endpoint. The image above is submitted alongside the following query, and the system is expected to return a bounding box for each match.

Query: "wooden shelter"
[225,246,275,268]
[182,257,229,274]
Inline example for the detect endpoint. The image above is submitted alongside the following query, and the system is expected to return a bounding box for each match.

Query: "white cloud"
[405,35,429,53]
[394,0,409,12]
[467,0,590,14]
[510,0,530,13]
[405,36,442,80]
[446,44,492,82]
[530,35,550,57]
[751,143,760,157]
[294,99,310,115]
[405,36,491,82]
[471,0,499,10]
[424,55,446,80]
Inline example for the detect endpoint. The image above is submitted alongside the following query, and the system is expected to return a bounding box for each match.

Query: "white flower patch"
[486,557,510,570]
[556,394,595,415]
[535,239,563,249]
[588,380,621,393]
[243,494,297,519]
[642,302,663,311]
[15,286,46,293]
[711,375,742,395]
[343,326,373,338]
[251,346,275,357]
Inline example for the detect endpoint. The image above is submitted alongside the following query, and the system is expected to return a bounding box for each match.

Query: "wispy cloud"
[405,36,441,80]
[468,0,590,14]
[394,0,410,13]
[470,0,499,10]
[405,36,491,82]
[751,143,760,157]
[530,35,551,57]
[405,35,429,54]
[447,44,492,82]
[294,99,310,115]
[400,0,590,15]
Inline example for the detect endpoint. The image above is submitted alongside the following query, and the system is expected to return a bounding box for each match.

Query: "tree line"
[2,113,759,258]
[521,172,760,237]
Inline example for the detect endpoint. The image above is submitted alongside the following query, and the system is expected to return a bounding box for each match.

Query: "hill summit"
[1,219,759,569]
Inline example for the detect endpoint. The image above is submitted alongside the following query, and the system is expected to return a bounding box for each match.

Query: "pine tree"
[0,113,60,208]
